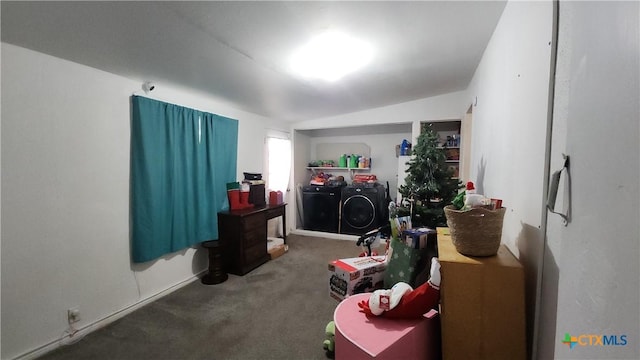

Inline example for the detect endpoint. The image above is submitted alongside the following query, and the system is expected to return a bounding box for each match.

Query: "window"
[266,134,291,237]
[266,135,291,195]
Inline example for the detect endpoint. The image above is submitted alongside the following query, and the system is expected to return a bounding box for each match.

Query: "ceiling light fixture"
[290,30,373,82]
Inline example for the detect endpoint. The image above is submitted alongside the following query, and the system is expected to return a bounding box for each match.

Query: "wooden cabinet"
[437,228,526,360]
[218,204,286,276]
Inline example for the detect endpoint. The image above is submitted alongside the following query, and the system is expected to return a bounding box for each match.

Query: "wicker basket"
[444,205,506,257]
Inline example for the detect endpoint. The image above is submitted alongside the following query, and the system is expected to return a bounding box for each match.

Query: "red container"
[269,191,283,205]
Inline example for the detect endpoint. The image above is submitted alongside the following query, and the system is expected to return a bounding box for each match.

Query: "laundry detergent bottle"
[400,139,410,155]
[339,154,347,167]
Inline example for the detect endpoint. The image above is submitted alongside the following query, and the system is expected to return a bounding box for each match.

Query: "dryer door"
[342,194,376,230]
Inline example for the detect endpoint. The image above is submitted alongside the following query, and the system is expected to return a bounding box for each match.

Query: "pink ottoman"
[334,293,441,360]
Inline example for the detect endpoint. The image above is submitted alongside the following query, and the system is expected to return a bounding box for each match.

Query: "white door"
[537,2,639,359]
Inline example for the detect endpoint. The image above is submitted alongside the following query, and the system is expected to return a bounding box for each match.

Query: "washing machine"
[302,184,344,233]
[340,183,387,235]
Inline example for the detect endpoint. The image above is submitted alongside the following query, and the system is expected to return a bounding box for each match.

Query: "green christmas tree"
[398,125,462,227]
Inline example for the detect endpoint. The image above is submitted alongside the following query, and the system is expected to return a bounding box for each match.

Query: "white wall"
[294,90,469,131]
[466,0,553,249]
[464,0,554,355]
[539,2,640,359]
[0,43,288,360]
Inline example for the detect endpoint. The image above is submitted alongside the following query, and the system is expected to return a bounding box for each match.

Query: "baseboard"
[291,229,358,241]
[14,270,206,360]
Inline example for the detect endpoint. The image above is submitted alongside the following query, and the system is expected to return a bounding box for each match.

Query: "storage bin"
[443,205,506,256]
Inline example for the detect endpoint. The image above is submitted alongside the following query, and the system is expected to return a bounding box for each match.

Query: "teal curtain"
[131,96,238,263]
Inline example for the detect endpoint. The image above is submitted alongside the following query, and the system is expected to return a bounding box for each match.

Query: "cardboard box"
[267,237,286,259]
[328,256,387,302]
[437,228,526,360]
[268,244,287,259]
[401,227,436,249]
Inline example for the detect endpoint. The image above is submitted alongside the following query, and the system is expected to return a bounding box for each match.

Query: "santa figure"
[358,258,441,319]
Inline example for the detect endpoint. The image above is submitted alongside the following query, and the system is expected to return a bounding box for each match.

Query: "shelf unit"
[306,166,371,179]
[439,145,460,178]
[427,121,462,180]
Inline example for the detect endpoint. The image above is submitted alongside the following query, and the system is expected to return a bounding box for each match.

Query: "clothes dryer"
[340,183,387,235]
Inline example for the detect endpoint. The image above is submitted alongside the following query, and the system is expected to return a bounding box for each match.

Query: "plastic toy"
[323,320,336,358]
[452,181,472,209]
[356,224,391,257]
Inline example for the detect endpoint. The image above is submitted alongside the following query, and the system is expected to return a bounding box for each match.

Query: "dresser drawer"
[218,205,285,276]
[265,207,284,219]
[244,226,267,247]
[242,212,265,231]
[244,242,267,264]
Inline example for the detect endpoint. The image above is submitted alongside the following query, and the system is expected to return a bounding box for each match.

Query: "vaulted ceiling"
[1,1,506,121]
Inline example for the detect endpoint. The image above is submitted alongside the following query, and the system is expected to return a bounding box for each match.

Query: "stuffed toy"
[322,320,336,358]
[463,181,486,209]
[357,258,440,319]
[452,181,489,210]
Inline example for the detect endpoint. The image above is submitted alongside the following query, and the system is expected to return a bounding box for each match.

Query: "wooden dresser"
[437,228,526,360]
[217,203,286,276]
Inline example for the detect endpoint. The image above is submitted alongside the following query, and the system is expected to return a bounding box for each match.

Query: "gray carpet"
[38,234,366,360]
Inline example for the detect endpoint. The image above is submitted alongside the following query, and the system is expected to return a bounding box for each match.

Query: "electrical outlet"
[67,308,81,324]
